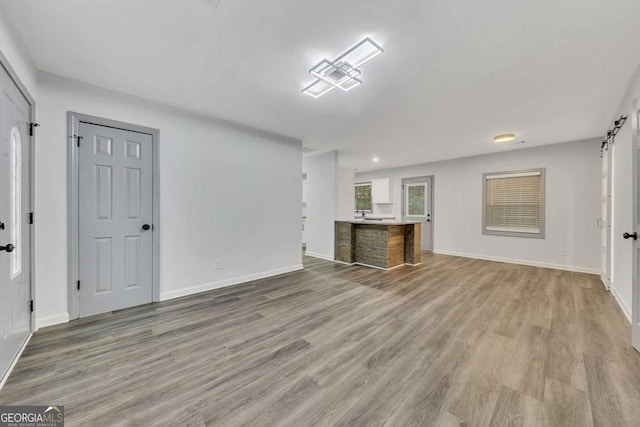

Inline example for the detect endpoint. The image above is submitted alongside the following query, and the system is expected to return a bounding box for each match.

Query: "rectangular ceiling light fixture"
[302,37,383,98]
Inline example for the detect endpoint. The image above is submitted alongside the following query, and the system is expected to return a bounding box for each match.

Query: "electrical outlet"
[560,248,568,256]
[214,259,222,270]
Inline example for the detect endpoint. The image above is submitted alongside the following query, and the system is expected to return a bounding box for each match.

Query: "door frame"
[67,112,160,320]
[0,48,36,334]
[632,99,640,350]
[401,175,434,252]
[601,140,613,290]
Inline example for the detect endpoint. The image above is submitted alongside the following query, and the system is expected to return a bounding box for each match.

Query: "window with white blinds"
[483,169,545,238]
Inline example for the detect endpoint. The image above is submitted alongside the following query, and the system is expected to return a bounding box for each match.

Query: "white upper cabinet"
[371,178,392,204]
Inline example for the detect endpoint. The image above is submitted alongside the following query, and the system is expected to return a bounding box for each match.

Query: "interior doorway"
[402,176,434,252]
[68,113,160,319]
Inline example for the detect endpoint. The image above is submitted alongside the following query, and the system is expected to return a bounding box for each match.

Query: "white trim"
[0,333,32,391]
[332,259,356,266]
[433,250,599,274]
[353,262,395,271]
[610,282,632,323]
[306,253,421,270]
[354,262,420,270]
[35,312,70,330]
[159,264,304,301]
[486,171,541,179]
[304,252,335,261]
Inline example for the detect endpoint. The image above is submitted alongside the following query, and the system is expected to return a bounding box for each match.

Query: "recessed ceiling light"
[372,157,379,162]
[302,38,383,98]
[493,134,516,144]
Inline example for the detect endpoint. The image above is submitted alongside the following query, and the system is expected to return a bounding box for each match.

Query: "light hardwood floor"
[1,254,640,426]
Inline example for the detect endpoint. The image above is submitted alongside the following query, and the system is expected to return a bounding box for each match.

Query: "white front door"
[78,122,154,318]
[402,177,433,251]
[0,64,32,380]
[631,100,640,352]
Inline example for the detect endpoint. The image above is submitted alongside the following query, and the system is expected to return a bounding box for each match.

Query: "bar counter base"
[334,221,422,269]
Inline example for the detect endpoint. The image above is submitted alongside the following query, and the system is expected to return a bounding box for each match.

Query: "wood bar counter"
[335,221,421,269]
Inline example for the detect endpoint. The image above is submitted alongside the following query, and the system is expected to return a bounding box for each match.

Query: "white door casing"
[0,62,32,381]
[600,141,612,289]
[77,122,154,318]
[631,100,640,352]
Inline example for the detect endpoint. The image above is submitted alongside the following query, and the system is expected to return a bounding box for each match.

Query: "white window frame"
[354,182,373,213]
[404,182,428,218]
[482,168,546,239]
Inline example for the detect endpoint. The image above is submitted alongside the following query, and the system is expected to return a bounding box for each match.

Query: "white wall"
[0,4,37,98]
[303,151,338,260]
[34,72,303,327]
[356,139,601,273]
[336,167,355,221]
[609,63,640,321]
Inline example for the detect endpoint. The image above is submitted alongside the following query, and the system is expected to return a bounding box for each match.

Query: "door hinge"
[29,122,39,136]
[76,135,83,147]
[77,280,81,290]
[28,212,34,224]
[30,299,34,312]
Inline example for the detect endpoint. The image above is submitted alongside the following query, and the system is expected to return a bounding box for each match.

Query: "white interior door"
[631,100,640,352]
[402,177,433,251]
[78,122,153,318]
[0,64,32,380]
[600,143,612,289]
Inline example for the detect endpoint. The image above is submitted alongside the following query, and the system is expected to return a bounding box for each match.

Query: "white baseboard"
[0,333,32,391]
[304,252,334,261]
[609,282,632,323]
[432,250,600,275]
[160,264,304,301]
[35,312,70,330]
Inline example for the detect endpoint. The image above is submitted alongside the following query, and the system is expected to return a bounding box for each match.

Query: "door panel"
[402,176,433,252]
[95,165,113,220]
[0,64,31,380]
[78,122,153,317]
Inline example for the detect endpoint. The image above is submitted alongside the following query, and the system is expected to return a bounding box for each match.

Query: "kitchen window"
[355,182,372,212]
[483,168,545,238]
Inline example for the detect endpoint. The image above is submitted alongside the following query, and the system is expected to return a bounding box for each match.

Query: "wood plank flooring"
[1,254,640,426]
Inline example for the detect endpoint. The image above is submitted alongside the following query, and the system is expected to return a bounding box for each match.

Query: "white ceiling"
[3,0,640,170]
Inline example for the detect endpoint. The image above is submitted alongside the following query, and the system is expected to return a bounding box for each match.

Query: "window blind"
[485,171,541,233]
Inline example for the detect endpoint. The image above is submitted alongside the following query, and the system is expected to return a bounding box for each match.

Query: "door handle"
[142,224,151,231]
[623,232,637,240]
[0,243,15,252]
